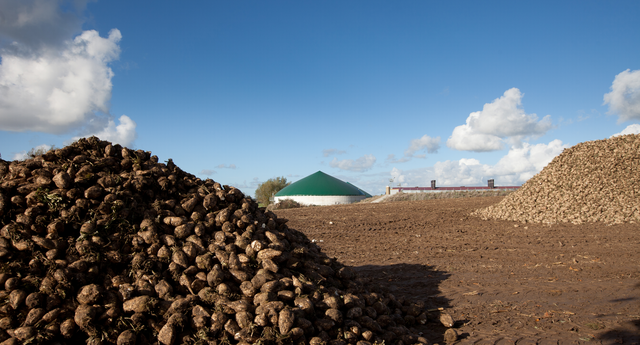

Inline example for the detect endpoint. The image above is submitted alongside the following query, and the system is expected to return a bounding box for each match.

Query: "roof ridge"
[275,171,370,197]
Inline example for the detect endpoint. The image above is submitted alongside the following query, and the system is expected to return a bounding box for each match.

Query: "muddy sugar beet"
[0,137,432,344]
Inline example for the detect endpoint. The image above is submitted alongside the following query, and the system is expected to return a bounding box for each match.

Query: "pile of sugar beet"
[474,133,640,225]
[0,137,434,345]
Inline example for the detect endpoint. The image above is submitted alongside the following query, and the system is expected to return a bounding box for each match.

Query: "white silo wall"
[274,195,366,206]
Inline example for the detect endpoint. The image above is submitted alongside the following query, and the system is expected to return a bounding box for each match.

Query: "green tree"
[255,176,290,206]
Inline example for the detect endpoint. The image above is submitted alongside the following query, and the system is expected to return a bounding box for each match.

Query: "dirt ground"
[274,196,640,345]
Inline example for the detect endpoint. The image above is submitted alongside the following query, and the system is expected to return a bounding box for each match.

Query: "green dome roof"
[347,182,373,198]
[275,171,368,197]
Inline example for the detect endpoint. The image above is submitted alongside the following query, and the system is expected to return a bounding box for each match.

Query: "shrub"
[267,198,303,211]
[255,176,290,206]
[18,144,56,160]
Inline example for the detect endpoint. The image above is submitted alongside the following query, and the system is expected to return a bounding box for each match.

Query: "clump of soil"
[0,137,434,344]
[474,134,640,224]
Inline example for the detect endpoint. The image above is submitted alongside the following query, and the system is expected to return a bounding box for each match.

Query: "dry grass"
[356,195,387,203]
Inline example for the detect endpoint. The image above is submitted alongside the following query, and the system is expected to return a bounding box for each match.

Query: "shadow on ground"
[596,281,640,344]
[353,263,453,344]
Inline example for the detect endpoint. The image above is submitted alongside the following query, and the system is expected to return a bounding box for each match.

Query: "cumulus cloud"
[11,152,26,161]
[447,88,552,152]
[459,158,480,166]
[330,154,376,172]
[0,29,123,133]
[0,1,135,146]
[386,135,440,164]
[604,69,640,122]
[447,125,504,152]
[72,115,137,147]
[385,154,410,164]
[12,143,53,161]
[611,124,640,137]
[390,167,406,186]
[387,165,436,187]
[405,135,441,156]
[486,139,568,183]
[432,160,487,186]
[322,149,346,157]
[390,140,568,187]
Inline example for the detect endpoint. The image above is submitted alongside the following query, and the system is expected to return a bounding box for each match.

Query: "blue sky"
[1,1,639,197]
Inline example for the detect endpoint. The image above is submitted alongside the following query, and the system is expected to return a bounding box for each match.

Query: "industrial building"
[274,171,370,206]
[387,179,520,195]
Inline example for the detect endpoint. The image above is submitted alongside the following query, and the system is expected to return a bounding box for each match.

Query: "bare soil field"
[274,196,640,345]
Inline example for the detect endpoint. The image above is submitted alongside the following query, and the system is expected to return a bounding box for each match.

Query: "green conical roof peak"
[275,171,367,196]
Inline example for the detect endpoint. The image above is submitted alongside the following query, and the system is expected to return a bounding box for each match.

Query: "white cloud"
[11,151,27,161]
[390,139,568,187]
[447,88,552,152]
[405,135,441,156]
[215,164,237,169]
[486,139,568,184]
[390,167,406,186]
[74,115,137,147]
[604,69,640,122]
[611,124,640,137]
[12,143,53,161]
[433,160,487,186]
[385,154,410,164]
[0,28,122,134]
[0,1,134,146]
[323,148,346,157]
[330,154,376,172]
[388,166,437,187]
[459,158,480,166]
[447,124,504,152]
[387,134,440,164]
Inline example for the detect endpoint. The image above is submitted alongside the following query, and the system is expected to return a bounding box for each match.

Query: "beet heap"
[0,137,432,345]
[474,134,640,225]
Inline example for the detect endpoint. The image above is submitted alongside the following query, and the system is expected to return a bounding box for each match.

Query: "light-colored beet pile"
[474,134,640,225]
[0,137,433,345]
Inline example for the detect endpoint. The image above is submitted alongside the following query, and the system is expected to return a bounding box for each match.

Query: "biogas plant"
[273,171,371,206]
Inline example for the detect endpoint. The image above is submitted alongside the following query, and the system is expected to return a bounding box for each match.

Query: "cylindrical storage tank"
[274,171,370,206]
